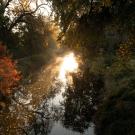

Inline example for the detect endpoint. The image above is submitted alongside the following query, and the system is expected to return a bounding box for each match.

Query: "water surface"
[0,55,95,135]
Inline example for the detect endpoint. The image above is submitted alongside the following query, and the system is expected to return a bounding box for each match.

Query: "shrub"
[0,44,21,95]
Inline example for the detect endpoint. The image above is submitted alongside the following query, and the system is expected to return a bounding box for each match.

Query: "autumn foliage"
[0,44,21,95]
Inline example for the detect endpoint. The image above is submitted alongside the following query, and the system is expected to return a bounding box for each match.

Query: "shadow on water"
[0,55,96,135]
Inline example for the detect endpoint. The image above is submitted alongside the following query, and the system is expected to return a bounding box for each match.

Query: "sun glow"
[58,53,78,83]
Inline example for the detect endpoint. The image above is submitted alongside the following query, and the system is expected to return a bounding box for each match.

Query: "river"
[0,53,95,135]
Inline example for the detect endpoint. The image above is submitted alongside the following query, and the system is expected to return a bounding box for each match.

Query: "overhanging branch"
[8,3,48,31]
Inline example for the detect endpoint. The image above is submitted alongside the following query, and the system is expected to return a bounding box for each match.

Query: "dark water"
[0,57,95,135]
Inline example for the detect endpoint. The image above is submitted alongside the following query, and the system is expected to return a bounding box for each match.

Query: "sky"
[6,0,52,18]
[30,0,52,16]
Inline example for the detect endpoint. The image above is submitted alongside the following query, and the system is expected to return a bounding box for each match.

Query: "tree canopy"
[0,0,54,58]
[47,1,135,135]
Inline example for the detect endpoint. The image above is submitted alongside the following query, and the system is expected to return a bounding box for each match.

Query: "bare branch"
[31,3,48,14]
[0,0,12,14]
[5,0,12,8]
[8,2,48,31]
[89,0,93,14]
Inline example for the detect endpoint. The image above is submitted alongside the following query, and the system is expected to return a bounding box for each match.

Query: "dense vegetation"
[0,44,20,95]
[0,0,135,135]
[48,0,135,134]
[0,0,57,95]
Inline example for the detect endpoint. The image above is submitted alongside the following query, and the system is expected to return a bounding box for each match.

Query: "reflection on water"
[58,53,78,84]
[27,75,95,135]
[49,121,94,135]
[0,53,95,135]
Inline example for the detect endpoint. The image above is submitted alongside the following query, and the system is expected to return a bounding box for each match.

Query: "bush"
[0,44,21,96]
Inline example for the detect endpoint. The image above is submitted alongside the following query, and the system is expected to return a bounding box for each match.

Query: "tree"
[0,0,49,30]
[13,15,52,57]
[0,0,50,45]
[0,44,20,95]
[0,0,54,58]
[48,0,135,134]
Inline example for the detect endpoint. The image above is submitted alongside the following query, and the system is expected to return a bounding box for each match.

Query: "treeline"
[48,0,135,135]
[0,0,56,95]
[0,0,55,58]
